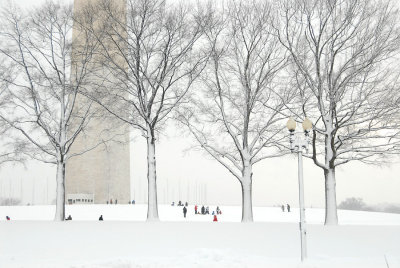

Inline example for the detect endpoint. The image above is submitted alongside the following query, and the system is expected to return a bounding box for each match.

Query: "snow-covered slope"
[0,205,399,268]
[2,204,400,224]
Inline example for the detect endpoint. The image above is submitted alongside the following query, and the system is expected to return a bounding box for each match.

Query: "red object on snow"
[213,215,218,222]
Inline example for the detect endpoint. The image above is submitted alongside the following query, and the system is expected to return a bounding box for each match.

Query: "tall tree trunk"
[146,129,159,221]
[324,167,338,225]
[240,163,253,222]
[324,125,338,225]
[54,160,66,221]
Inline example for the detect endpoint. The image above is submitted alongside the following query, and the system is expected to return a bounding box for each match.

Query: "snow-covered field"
[1,204,400,268]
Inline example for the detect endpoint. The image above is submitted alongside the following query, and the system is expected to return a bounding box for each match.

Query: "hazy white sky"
[0,0,399,207]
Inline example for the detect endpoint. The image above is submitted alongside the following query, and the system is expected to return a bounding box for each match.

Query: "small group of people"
[194,205,222,216]
[181,205,220,221]
[281,204,291,212]
[172,200,188,207]
[106,199,118,205]
[194,205,208,214]
[65,215,104,221]
[107,199,135,204]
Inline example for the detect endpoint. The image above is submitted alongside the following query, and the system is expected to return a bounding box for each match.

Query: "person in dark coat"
[185,202,188,207]
[66,215,72,220]
[99,215,103,221]
[183,206,187,218]
[281,205,285,212]
[171,201,175,206]
[6,216,10,221]
[287,204,291,212]
[201,205,205,215]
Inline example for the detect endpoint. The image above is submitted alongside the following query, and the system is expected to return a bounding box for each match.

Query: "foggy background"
[1,122,399,207]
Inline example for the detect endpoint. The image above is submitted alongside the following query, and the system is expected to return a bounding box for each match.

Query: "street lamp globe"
[302,118,312,132]
[286,118,296,132]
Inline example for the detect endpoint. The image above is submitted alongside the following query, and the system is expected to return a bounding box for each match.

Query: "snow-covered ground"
[1,204,400,268]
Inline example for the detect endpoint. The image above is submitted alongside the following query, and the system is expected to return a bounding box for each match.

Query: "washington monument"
[66,0,130,204]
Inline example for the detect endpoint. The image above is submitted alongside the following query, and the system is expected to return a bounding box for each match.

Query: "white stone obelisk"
[66,0,130,205]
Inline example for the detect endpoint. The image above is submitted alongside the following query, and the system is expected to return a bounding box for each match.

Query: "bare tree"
[78,0,206,221]
[278,0,400,225]
[179,0,293,222]
[0,1,102,221]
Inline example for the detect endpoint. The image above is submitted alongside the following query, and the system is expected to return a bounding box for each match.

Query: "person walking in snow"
[66,215,72,220]
[281,205,285,212]
[185,202,188,207]
[213,215,218,222]
[287,204,291,212]
[183,206,187,218]
[6,216,10,221]
[206,206,209,214]
[99,215,103,221]
[195,205,198,214]
[201,205,205,215]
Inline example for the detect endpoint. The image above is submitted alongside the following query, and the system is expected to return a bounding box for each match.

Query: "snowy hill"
[0,205,400,268]
[2,204,400,224]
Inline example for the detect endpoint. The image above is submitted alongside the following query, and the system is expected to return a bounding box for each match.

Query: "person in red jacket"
[195,205,198,214]
[6,216,10,221]
[213,215,218,222]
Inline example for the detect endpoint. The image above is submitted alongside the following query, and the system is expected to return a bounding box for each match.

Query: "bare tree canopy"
[0,87,26,166]
[0,1,102,221]
[278,0,400,225]
[179,0,294,222]
[77,0,207,220]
